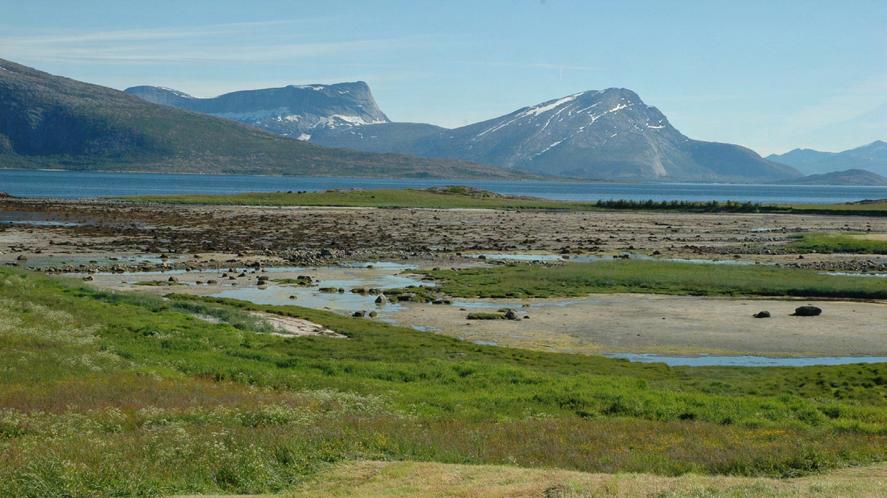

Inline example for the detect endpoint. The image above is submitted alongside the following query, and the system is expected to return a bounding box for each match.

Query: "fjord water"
[2,169,886,203]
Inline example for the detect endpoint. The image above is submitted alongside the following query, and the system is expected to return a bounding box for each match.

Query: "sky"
[1,0,884,155]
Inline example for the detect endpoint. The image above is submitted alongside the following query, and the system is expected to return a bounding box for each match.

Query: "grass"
[126,187,585,210]
[789,232,887,254]
[123,187,887,216]
[0,268,885,496]
[418,260,887,299]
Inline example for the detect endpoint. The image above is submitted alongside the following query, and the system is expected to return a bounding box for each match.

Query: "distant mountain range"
[0,59,521,179]
[782,169,887,186]
[128,83,801,183]
[5,57,882,184]
[767,141,887,177]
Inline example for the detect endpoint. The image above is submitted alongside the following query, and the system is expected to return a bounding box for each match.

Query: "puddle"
[472,340,498,346]
[339,261,417,270]
[213,285,406,314]
[466,253,564,262]
[1,220,81,227]
[209,268,434,315]
[466,252,755,266]
[0,211,83,227]
[605,353,887,367]
[820,272,887,278]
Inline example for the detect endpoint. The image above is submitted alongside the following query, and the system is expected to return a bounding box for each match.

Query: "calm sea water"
[2,169,886,204]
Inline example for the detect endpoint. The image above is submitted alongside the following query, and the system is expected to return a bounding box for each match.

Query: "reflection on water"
[606,353,887,367]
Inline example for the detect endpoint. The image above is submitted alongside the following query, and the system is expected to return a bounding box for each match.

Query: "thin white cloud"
[0,20,298,45]
[0,20,426,65]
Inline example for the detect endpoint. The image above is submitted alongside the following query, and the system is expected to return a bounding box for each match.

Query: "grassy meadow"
[418,260,887,299]
[0,268,885,496]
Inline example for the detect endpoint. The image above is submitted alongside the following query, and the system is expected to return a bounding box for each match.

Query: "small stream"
[606,353,887,367]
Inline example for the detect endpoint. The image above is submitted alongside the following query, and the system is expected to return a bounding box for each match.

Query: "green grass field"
[789,232,887,254]
[418,260,887,299]
[0,268,884,496]
[126,186,581,210]
[123,186,887,216]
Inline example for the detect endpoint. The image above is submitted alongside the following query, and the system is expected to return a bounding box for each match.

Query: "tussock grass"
[0,268,885,496]
[420,260,887,299]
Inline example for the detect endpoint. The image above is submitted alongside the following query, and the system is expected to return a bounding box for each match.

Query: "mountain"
[125,81,799,182]
[781,169,887,186]
[125,82,389,140]
[0,59,522,179]
[767,141,887,176]
[312,88,799,182]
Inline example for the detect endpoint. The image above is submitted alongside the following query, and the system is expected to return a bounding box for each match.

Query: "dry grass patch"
[286,460,887,498]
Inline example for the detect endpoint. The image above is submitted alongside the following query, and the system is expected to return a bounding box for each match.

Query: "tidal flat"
[0,190,885,496]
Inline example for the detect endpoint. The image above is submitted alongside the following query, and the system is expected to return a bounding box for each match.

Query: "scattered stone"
[753,311,771,318]
[352,311,366,317]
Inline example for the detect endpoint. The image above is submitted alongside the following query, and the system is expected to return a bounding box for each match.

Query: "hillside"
[768,141,887,176]
[0,59,523,179]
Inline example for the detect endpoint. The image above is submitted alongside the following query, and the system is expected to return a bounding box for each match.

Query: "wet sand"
[390,294,887,356]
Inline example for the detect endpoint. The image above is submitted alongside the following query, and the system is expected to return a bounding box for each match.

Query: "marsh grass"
[419,260,887,299]
[0,268,885,496]
[789,232,887,254]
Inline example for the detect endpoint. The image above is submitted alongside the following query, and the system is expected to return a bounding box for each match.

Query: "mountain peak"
[126,80,389,137]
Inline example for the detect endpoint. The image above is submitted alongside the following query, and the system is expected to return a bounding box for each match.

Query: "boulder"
[753,311,771,318]
[792,306,822,317]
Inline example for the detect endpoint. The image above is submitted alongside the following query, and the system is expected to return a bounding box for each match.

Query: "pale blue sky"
[1,0,884,154]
